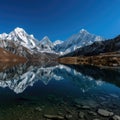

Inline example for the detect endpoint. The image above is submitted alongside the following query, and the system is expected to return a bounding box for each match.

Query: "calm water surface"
[0,62,120,120]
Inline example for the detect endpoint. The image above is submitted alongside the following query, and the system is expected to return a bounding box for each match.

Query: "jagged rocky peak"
[39,36,54,52]
[10,27,28,38]
[8,27,36,40]
[6,27,39,51]
[10,27,35,40]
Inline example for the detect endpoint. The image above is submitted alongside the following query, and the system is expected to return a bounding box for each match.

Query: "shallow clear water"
[0,62,120,120]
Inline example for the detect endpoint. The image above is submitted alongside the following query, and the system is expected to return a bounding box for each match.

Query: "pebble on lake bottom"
[97,109,114,117]
[112,115,120,120]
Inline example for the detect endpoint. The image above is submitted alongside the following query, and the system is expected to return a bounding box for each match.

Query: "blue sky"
[0,0,120,41]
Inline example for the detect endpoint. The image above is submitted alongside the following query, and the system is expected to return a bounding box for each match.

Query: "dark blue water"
[0,63,120,120]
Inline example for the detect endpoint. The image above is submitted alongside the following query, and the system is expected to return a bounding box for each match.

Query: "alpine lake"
[0,61,120,120]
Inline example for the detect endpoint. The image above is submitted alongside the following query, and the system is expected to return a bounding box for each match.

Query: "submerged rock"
[65,114,73,119]
[93,118,100,120]
[78,111,85,118]
[58,111,64,116]
[112,115,120,120]
[74,98,98,108]
[44,114,64,120]
[99,96,106,101]
[110,94,119,98]
[88,111,97,116]
[97,109,114,117]
[35,107,42,112]
[82,105,90,109]
[75,104,90,109]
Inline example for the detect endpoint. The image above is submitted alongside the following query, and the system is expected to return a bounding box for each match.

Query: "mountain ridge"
[62,35,120,57]
[0,27,105,56]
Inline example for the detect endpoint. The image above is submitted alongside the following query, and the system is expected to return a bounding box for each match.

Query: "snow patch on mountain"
[53,40,63,46]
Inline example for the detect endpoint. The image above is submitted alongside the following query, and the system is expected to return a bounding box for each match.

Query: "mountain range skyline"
[0,27,105,55]
[0,27,105,42]
[0,26,120,68]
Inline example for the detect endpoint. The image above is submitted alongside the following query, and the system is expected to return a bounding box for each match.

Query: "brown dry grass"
[58,52,120,67]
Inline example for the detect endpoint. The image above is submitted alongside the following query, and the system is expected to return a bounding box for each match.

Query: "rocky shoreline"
[0,93,120,120]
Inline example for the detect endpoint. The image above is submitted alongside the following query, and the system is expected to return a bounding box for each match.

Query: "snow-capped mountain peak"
[43,36,49,39]
[0,33,8,39]
[38,36,55,53]
[80,29,89,34]
[54,29,105,55]
[6,27,39,51]
[41,36,52,44]
[0,27,58,54]
[14,27,25,33]
[30,34,34,38]
[0,27,105,55]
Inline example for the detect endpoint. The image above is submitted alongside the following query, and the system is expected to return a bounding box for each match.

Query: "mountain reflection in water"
[0,62,120,94]
[0,62,120,120]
